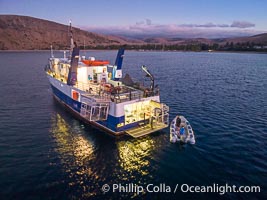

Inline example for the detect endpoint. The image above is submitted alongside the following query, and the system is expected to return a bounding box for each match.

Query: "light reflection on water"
[117,138,155,175]
[50,112,99,197]
[48,110,165,198]
[50,113,96,165]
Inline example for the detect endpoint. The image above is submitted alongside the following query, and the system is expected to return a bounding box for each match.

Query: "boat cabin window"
[124,100,161,125]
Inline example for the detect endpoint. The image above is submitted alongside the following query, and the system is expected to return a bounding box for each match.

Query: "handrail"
[68,79,159,104]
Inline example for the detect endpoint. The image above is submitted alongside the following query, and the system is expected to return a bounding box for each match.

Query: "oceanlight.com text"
[177,183,260,195]
[101,183,261,195]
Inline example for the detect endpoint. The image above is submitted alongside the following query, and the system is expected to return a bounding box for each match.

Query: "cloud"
[180,21,254,28]
[179,24,195,28]
[196,23,217,28]
[230,21,255,28]
[145,19,152,26]
[136,21,145,25]
[135,18,152,26]
[179,23,217,28]
[83,20,260,39]
[217,24,229,28]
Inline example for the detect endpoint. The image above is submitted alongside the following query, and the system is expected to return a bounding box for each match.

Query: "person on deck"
[116,83,121,94]
[176,116,182,137]
[176,116,181,127]
[114,83,121,102]
[101,68,108,83]
[88,75,92,81]
[180,126,185,136]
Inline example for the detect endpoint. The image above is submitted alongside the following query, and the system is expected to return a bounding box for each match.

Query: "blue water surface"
[0,51,266,200]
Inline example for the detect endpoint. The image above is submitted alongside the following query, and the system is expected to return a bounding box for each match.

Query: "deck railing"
[75,81,159,103]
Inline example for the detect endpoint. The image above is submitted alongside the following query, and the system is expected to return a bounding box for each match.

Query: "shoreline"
[1,49,267,54]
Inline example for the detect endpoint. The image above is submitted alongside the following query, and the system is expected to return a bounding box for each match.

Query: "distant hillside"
[142,34,267,46]
[0,15,128,50]
[142,37,214,45]
[0,15,266,51]
[219,33,267,45]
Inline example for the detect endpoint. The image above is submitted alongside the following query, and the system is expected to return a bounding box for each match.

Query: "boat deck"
[126,123,168,138]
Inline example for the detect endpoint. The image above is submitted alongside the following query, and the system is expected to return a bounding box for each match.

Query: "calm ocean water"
[0,51,266,200]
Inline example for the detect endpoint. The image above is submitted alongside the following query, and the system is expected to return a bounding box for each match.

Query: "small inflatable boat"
[170,115,195,144]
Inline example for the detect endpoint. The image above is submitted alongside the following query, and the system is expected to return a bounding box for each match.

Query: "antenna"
[83,37,86,56]
[50,45,54,58]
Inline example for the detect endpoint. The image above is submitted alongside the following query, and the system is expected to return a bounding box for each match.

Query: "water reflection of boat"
[50,112,96,161]
[50,111,159,197]
[45,21,169,138]
[50,113,97,180]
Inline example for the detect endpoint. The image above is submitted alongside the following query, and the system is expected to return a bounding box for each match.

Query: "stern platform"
[126,123,168,138]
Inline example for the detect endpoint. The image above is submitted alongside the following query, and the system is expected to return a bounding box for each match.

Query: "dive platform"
[126,123,168,138]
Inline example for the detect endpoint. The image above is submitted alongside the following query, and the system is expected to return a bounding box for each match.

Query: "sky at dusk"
[0,0,267,38]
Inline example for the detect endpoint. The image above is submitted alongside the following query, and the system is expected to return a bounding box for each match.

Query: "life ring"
[82,60,109,66]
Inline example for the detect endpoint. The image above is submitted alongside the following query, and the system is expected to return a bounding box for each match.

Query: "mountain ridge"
[0,15,129,50]
[0,15,267,50]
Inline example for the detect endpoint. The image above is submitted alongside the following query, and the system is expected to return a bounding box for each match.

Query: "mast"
[69,20,74,53]
[67,20,80,86]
